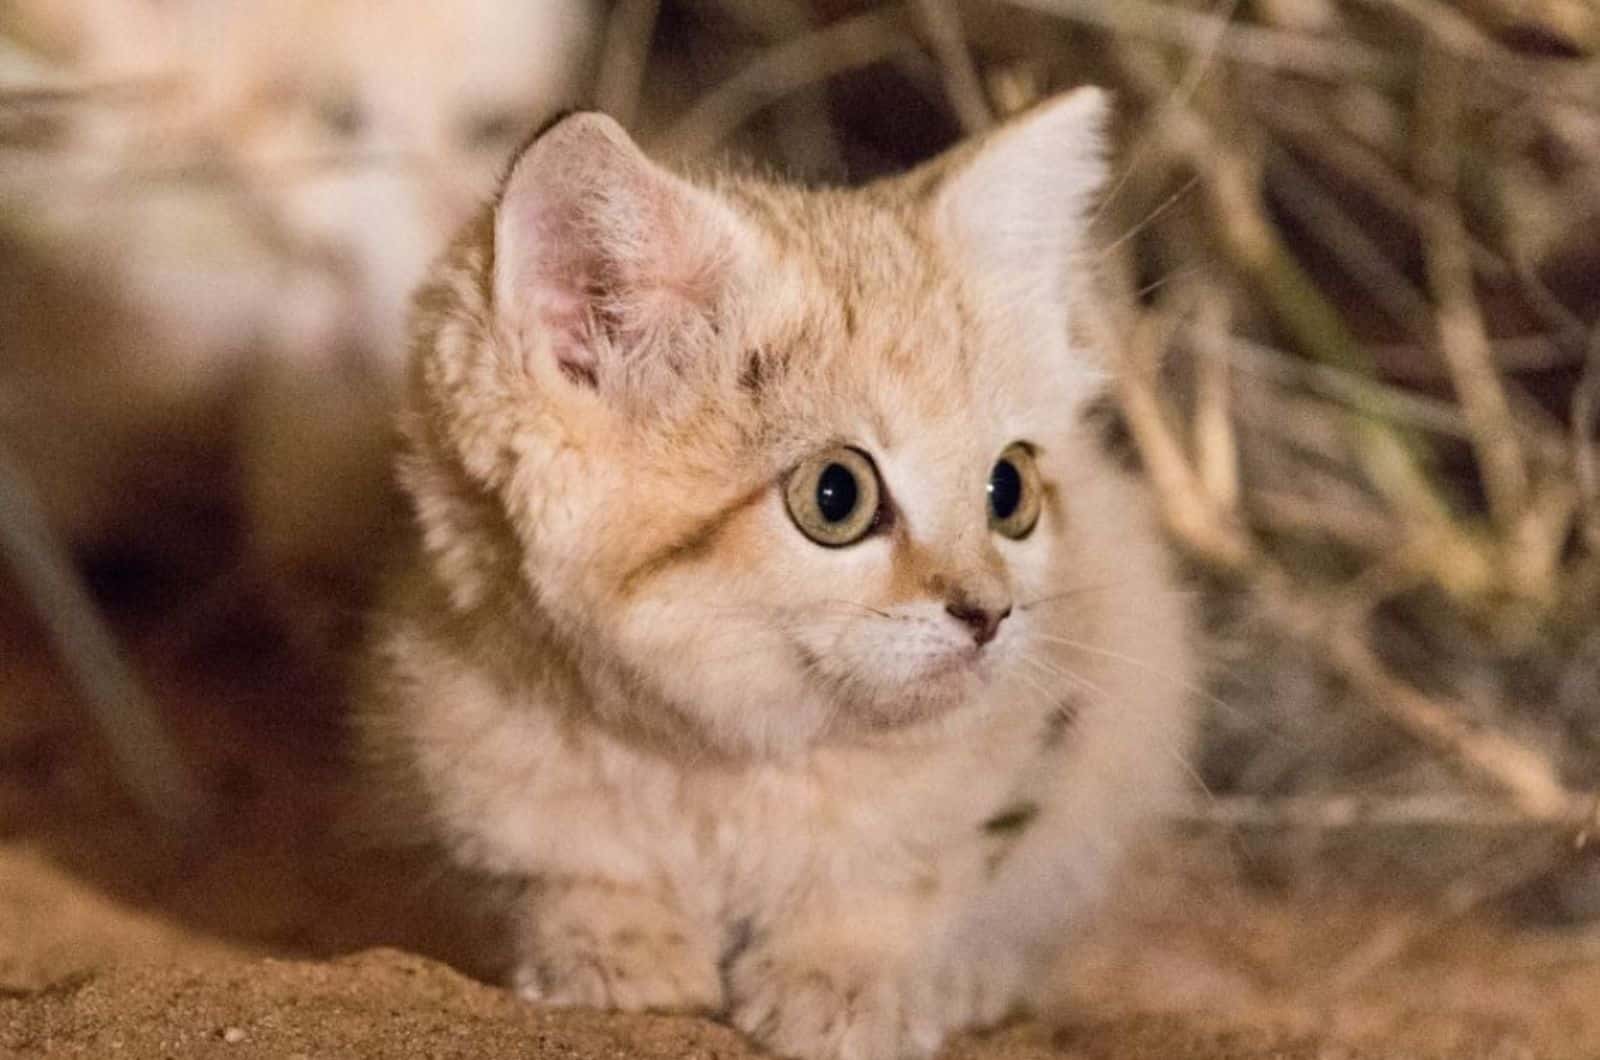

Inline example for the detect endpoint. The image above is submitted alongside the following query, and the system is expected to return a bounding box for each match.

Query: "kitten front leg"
[512,877,723,1014]
[728,895,1008,1060]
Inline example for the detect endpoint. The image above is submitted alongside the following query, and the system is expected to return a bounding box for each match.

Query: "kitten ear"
[934,88,1110,309]
[492,112,752,401]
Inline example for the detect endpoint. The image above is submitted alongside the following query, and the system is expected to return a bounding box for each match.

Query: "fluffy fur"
[360,94,1195,1060]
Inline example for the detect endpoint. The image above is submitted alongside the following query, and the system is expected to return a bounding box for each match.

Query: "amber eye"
[785,447,882,547]
[316,90,368,140]
[461,106,526,154]
[988,443,1041,539]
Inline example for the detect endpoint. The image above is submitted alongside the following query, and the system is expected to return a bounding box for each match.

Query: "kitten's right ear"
[933,88,1110,312]
[492,112,753,402]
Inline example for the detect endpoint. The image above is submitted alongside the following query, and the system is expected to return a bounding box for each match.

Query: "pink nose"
[946,600,1011,646]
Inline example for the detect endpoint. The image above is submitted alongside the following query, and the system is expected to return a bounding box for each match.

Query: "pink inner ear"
[492,113,736,395]
[502,171,613,388]
[541,290,600,387]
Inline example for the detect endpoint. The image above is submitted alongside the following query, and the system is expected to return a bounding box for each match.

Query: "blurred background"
[0,0,1598,1051]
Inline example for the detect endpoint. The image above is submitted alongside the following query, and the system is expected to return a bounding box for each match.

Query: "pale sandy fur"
[359,94,1195,1060]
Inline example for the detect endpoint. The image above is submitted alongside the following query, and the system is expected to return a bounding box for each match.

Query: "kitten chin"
[359,92,1195,1060]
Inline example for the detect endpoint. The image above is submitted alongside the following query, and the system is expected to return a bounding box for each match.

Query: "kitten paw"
[928,944,1029,1033]
[728,951,945,1060]
[512,883,722,1014]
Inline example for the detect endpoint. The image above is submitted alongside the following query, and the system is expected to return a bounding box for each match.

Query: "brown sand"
[8,841,1596,1060]
[0,940,1365,1060]
[2,588,1597,1060]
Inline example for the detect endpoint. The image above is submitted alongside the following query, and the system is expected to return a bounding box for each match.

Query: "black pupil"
[989,459,1023,520]
[816,463,859,524]
[466,109,522,150]
[320,94,367,138]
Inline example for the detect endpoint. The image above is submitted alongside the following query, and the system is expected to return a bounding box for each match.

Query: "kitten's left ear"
[934,88,1110,309]
[492,112,756,405]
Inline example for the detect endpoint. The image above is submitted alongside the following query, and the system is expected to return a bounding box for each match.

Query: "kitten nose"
[945,597,1012,646]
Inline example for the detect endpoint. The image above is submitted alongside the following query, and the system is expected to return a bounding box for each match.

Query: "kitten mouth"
[928,647,985,678]
[791,641,987,726]
[895,647,997,706]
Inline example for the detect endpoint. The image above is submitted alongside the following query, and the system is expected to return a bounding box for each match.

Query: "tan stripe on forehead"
[617,482,770,597]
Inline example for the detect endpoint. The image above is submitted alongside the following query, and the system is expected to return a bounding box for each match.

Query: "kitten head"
[406,92,1122,757]
[18,0,603,370]
[204,0,604,366]
[249,0,603,365]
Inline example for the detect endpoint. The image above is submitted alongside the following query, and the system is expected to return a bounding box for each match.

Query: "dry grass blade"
[595,0,662,129]
[696,0,847,175]
[1106,39,1497,599]
[0,444,206,831]
[1222,335,1474,440]
[1325,832,1567,989]
[1004,0,1399,81]
[1180,793,1598,829]
[696,0,813,35]
[1576,325,1600,543]
[1191,290,1240,512]
[1094,300,1254,572]
[1264,147,1434,344]
[1469,0,1600,52]
[1246,490,1399,552]
[1250,91,1515,283]
[659,8,926,157]
[1413,43,1530,537]
[909,0,993,132]
[1380,0,1600,106]
[1258,568,1579,822]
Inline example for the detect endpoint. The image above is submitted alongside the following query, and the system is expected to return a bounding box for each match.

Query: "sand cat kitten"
[6,0,600,370]
[225,0,602,636]
[360,92,1194,1060]
[2,0,599,632]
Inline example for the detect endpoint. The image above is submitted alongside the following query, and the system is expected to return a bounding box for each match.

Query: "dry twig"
[1106,39,1503,603]
[1180,792,1596,830]
[1093,299,1254,573]
[909,0,994,132]
[1575,325,1600,545]
[1258,567,1580,822]
[694,0,849,176]
[1413,43,1531,538]
[1325,831,1567,988]
[595,0,661,129]
[660,9,928,157]
[1191,290,1241,512]
[0,444,205,830]
[1003,0,1399,82]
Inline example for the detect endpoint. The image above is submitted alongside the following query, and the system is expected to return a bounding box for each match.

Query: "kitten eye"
[784,447,882,548]
[461,106,527,154]
[316,91,368,141]
[988,443,1041,540]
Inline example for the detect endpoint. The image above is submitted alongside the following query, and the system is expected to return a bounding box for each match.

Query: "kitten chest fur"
[382,610,1057,918]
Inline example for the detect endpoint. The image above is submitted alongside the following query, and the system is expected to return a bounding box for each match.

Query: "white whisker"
[1009,666,1064,719]
[1090,0,1243,224]
[1095,172,1201,259]
[1020,651,1215,803]
[1017,650,1112,703]
[1017,582,1124,611]
[1031,632,1242,720]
